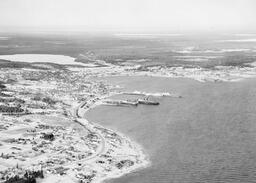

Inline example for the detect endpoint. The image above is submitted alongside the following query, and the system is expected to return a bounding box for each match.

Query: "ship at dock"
[103,98,160,106]
[138,99,159,105]
[103,100,138,106]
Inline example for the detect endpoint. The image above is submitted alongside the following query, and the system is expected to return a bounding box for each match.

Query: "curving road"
[73,99,106,162]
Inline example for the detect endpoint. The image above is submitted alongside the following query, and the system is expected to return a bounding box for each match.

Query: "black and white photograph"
[0,0,256,182]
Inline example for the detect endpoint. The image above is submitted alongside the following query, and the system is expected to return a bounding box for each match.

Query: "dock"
[102,99,160,106]
[103,100,138,106]
[138,99,159,105]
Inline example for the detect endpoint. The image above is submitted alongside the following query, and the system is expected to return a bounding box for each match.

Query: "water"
[0,54,83,66]
[86,76,256,183]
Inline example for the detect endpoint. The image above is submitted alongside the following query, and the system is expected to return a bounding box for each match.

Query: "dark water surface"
[86,76,256,183]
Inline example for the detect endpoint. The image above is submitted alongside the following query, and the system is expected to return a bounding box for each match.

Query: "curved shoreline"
[74,95,151,183]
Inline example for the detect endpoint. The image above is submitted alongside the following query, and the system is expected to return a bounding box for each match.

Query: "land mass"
[1,33,256,182]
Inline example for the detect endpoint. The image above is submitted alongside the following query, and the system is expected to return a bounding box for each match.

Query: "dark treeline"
[4,170,44,183]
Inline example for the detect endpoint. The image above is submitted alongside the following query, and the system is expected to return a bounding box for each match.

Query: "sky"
[0,0,256,32]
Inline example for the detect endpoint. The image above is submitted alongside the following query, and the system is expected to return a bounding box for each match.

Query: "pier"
[102,99,160,106]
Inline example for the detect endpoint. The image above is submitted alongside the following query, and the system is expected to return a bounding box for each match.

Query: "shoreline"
[75,93,151,183]
[0,67,152,183]
[86,76,256,183]
[2,59,256,182]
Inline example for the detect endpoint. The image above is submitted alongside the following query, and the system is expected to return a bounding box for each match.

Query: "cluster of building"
[0,66,147,183]
[123,64,256,82]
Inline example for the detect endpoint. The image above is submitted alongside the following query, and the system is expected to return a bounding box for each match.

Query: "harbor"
[86,75,256,183]
[100,90,184,107]
[102,97,161,107]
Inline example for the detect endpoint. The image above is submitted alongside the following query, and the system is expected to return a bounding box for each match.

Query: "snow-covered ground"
[0,67,150,183]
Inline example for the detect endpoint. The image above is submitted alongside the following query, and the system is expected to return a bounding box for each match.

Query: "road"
[73,99,106,162]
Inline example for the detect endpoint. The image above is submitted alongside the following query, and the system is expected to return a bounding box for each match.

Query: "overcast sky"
[0,0,256,32]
